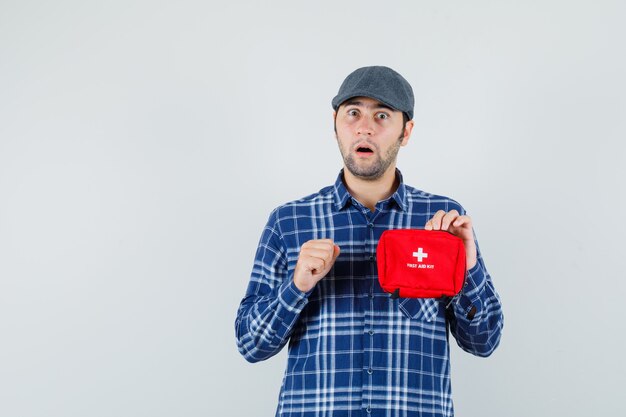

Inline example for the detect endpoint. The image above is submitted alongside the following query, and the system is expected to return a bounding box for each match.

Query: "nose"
[356,117,374,136]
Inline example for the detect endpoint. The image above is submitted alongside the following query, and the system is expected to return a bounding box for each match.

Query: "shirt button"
[467,305,477,320]
[368,223,374,228]
[366,406,372,413]
[369,255,375,261]
[368,330,374,335]
[367,368,373,375]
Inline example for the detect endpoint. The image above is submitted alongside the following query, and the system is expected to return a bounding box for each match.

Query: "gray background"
[1,0,625,416]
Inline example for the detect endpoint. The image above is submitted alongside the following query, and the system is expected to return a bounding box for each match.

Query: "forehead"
[339,96,396,112]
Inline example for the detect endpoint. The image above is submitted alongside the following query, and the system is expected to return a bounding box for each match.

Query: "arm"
[447,236,504,357]
[234,210,340,363]
[426,208,504,357]
[234,210,310,363]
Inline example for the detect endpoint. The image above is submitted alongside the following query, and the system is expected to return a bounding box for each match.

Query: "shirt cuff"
[277,279,311,317]
[455,262,487,320]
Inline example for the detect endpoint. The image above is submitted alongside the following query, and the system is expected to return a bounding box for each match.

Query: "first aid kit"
[376,229,467,299]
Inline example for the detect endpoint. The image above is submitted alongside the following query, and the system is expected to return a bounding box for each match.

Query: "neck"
[342,165,399,212]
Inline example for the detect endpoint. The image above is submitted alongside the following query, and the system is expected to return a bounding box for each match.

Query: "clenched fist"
[293,239,341,293]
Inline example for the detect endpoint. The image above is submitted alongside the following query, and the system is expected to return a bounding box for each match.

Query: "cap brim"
[332,91,403,114]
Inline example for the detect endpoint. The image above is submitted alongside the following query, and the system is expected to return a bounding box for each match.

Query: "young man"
[235,66,504,417]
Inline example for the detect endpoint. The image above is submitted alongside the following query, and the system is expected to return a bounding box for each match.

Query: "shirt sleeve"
[446,211,504,357]
[234,208,311,363]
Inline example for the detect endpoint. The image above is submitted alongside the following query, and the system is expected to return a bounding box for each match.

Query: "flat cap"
[332,66,414,120]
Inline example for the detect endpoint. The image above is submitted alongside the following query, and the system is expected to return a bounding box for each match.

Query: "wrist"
[293,276,314,293]
[466,257,477,271]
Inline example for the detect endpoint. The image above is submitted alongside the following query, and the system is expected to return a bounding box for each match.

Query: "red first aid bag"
[376,229,467,298]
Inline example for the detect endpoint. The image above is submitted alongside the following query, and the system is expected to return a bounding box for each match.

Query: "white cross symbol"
[413,248,428,262]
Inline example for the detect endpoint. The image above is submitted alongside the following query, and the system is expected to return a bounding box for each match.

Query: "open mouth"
[355,144,374,154]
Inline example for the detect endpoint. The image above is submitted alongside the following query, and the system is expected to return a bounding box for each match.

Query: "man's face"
[334,96,412,181]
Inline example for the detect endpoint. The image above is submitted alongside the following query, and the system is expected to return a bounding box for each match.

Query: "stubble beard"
[338,135,404,181]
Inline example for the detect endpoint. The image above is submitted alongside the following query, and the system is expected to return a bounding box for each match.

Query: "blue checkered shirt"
[235,168,504,417]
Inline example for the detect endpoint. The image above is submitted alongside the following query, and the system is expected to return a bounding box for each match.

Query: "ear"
[401,119,415,146]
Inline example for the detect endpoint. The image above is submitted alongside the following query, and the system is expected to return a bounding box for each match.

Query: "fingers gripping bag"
[376,229,467,299]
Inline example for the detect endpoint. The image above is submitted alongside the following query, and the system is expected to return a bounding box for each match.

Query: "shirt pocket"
[398,298,440,322]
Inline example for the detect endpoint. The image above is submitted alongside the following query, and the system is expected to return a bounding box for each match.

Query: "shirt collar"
[332,168,408,212]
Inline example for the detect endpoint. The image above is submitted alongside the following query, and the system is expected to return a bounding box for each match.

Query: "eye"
[376,112,389,120]
[347,109,359,117]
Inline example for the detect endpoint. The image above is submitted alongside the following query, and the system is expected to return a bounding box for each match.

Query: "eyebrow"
[343,99,395,112]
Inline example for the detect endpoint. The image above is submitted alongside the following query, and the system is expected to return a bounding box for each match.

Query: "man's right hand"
[293,239,341,293]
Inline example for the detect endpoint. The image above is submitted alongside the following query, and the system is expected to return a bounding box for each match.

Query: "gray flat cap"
[332,66,414,120]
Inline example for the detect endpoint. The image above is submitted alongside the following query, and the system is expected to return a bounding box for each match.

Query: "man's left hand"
[425,209,477,270]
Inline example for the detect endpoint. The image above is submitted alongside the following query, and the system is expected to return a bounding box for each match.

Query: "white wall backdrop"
[1,1,625,416]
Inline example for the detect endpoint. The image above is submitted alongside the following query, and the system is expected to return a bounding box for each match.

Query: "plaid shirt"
[235,168,504,417]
